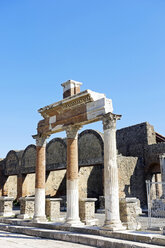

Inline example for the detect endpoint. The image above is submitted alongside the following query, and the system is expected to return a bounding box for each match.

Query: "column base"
[102,220,126,231]
[64,218,84,227]
[33,215,47,223]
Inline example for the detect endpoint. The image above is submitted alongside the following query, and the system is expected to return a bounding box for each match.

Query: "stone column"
[33,135,48,222]
[17,174,27,199]
[160,155,165,198]
[65,125,83,226]
[2,176,8,197]
[102,113,124,231]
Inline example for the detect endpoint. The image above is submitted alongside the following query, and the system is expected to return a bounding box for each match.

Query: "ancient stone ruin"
[0,80,165,231]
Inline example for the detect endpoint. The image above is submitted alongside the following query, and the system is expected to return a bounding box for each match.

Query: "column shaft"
[103,113,123,230]
[33,135,47,222]
[65,125,82,225]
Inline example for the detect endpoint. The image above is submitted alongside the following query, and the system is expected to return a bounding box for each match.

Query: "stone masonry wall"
[0,124,164,209]
[117,122,156,157]
[118,155,146,207]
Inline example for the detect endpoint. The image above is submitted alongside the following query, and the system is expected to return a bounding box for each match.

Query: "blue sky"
[0,0,165,158]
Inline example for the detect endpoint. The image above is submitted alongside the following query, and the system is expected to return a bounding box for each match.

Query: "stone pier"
[65,125,83,226]
[79,198,98,225]
[33,135,47,222]
[18,197,35,219]
[102,113,124,231]
[46,198,62,221]
[160,154,165,198]
[0,196,14,217]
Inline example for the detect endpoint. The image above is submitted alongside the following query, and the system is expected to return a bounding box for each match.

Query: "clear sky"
[0,0,165,158]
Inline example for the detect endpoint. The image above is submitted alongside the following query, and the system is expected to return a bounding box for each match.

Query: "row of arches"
[3,129,104,175]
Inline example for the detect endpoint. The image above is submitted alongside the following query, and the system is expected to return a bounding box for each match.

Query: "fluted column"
[65,125,83,226]
[102,113,124,230]
[160,154,165,198]
[33,135,48,222]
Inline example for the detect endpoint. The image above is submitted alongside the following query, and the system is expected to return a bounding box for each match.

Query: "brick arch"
[21,144,36,169]
[46,137,67,166]
[5,150,20,175]
[78,129,104,166]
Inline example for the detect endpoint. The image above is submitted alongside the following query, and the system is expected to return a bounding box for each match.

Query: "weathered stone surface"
[119,198,141,230]
[46,138,66,169]
[79,198,98,225]
[5,150,22,175]
[151,199,165,217]
[78,129,103,166]
[45,198,62,221]
[117,122,156,157]
[3,175,17,199]
[21,145,36,174]
[18,197,35,219]
[0,196,14,217]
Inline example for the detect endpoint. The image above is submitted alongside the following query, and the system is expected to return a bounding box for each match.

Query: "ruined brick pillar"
[61,80,82,99]
[65,125,83,226]
[33,135,48,222]
[102,113,124,231]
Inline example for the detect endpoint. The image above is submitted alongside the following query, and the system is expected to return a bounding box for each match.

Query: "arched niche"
[21,144,36,170]
[78,129,104,166]
[46,138,67,169]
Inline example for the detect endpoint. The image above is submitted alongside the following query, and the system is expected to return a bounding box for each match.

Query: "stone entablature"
[37,87,113,136]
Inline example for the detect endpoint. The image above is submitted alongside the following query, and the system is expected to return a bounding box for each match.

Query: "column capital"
[32,134,50,147]
[102,113,121,131]
[65,125,82,139]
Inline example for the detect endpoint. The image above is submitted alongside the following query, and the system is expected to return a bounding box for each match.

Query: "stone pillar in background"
[2,176,8,197]
[160,155,165,198]
[102,113,124,231]
[17,174,27,199]
[33,135,48,222]
[65,125,83,226]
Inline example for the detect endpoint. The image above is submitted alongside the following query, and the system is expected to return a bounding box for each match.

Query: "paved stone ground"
[0,230,96,248]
